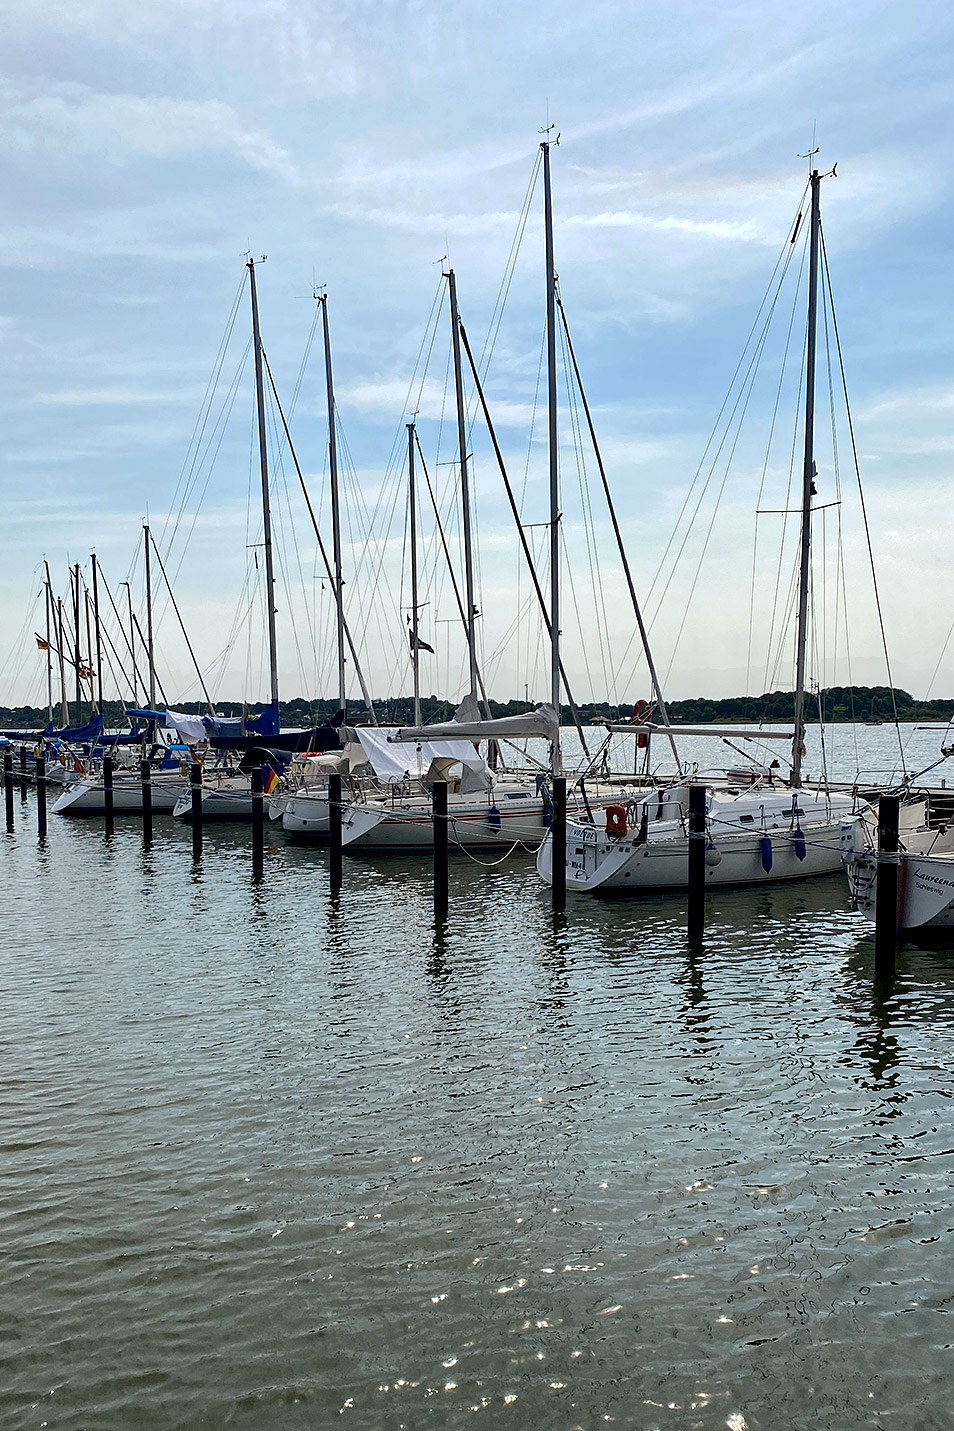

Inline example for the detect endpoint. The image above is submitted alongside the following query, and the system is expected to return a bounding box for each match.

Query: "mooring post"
[251,767,264,877]
[4,750,15,831]
[19,747,28,803]
[328,772,343,892]
[35,754,47,837]
[103,755,114,837]
[140,759,153,846]
[433,780,449,921]
[688,783,707,942]
[552,775,567,914]
[874,793,900,980]
[190,762,203,859]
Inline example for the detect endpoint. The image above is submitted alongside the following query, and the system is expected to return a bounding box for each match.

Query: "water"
[3,736,954,1429]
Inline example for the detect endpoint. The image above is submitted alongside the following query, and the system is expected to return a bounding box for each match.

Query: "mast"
[542,141,561,776]
[319,294,347,715]
[72,563,82,714]
[56,597,68,726]
[792,168,821,789]
[91,554,104,716]
[408,421,421,727]
[143,523,156,708]
[445,268,480,704]
[43,561,54,726]
[247,257,281,716]
[84,586,94,712]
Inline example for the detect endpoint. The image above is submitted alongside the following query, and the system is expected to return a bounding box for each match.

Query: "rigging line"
[650,258,798,690]
[262,350,377,718]
[262,389,311,704]
[642,193,808,616]
[820,222,906,773]
[457,318,591,753]
[146,533,215,710]
[648,231,802,652]
[556,292,681,769]
[413,431,492,716]
[157,270,246,555]
[478,149,543,380]
[98,567,149,702]
[164,338,252,595]
[557,314,609,695]
[747,229,809,692]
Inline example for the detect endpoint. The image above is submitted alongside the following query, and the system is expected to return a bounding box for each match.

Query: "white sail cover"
[356,727,487,785]
[391,700,558,743]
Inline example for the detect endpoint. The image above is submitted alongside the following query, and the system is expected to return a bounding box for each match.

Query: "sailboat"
[537,161,862,895]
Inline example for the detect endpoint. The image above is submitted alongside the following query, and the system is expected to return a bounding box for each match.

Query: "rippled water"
[2,782,954,1429]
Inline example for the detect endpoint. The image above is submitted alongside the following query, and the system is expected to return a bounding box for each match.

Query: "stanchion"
[103,755,114,837]
[140,759,153,846]
[433,780,448,921]
[35,754,47,837]
[19,747,28,803]
[687,784,707,942]
[328,772,342,892]
[874,793,900,980]
[251,767,264,877]
[4,750,14,832]
[190,762,203,859]
[551,775,567,914]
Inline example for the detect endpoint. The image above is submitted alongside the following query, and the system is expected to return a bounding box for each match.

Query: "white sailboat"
[538,161,867,895]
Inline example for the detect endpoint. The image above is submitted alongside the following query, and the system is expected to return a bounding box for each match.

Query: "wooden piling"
[35,754,47,836]
[4,750,14,832]
[328,772,342,892]
[19,746,28,802]
[551,775,567,914]
[190,762,203,859]
[874,793,900,980]
[140,759,153,846]
[687,783,706,942]
[251,767,264,877]
[103,755,115,837]
[433,780,448,921]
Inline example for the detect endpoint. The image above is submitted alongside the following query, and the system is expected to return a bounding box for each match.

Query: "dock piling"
[190,762,203,859]
[874,793,900,980]
[103,756,115,837]
[140,759,153,846]
[328,773,342,892]
[19,747,28,803]
[35,755,47,836]
[552,775,567,914]
[4,750,14,831]
[251,767,264,877]
[433,780,448,921]
[687,784,706,941]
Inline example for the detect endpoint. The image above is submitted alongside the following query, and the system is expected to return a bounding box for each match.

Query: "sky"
[1,0,952,713]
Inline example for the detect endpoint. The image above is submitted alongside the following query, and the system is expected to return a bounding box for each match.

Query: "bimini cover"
[356,726,487,785]
[391,696,558,743]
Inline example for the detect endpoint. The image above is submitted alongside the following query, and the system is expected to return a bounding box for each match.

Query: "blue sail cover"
[44,713,104,743]
[246,700,280,737]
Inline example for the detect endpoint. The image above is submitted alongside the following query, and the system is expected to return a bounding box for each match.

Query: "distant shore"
[2,685,950,731]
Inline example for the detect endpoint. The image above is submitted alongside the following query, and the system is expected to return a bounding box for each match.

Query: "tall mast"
[43,561,54,725]
[56,597,68,726]
[542,140,561,775]
[84,586,94,712]
[408,421,421,727]
[445,268,479,704]
[91,554,104,716]
[143,524,156,708]
[72,563,82,714]
[792,168,821,789]
[320,293,347,715]
[247,257,281,715]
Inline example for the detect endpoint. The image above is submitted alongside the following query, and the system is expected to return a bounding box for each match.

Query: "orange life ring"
[605,804,627,838]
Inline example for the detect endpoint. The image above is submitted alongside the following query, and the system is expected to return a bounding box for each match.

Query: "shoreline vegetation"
[2,686,951,731]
